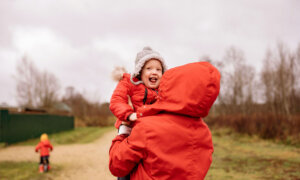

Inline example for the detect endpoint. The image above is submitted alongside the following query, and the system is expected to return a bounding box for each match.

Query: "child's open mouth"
[149,77,158,83]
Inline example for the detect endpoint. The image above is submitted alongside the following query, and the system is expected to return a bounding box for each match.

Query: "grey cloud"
[1,0,300,105]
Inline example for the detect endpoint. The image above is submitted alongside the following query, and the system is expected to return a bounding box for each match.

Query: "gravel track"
[0,130,117,180]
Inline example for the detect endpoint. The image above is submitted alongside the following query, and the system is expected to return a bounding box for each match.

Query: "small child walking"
[35,133,53,173]
[110,46,167,180]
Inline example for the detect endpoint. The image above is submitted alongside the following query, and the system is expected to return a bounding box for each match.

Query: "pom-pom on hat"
[132,46,167,78]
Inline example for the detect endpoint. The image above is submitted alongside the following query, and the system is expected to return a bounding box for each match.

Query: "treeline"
[14,57,114,127]
[61,87,114,126]
[206,42,300,145]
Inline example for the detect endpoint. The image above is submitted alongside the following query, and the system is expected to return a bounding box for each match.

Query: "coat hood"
[139,61,220,118]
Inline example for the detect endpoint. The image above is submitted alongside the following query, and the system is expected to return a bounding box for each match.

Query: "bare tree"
[36,70,60,108]
[62,87,113,126]
[15,56,60,108]
[64,86,75,99]
[16,56,38,107]
[241,64,255,113]
[221,47,255,113]
[295,44,300,112]
[276,43,292,116]
[261,50,276,113]
[260,42,300,116]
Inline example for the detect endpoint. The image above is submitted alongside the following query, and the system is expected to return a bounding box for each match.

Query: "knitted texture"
[132,46,167,78]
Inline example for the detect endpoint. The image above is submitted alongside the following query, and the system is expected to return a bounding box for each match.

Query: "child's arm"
[35,143,41,152]
[110,74,135,122]
[127,95,137,121]
[49,143,53,151]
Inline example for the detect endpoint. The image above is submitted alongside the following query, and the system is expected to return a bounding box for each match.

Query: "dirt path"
[0,130,117,180]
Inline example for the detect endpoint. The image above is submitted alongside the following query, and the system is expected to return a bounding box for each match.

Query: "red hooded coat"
[109,62,221,180]
[35,140,53,157]
[110,73,158,128]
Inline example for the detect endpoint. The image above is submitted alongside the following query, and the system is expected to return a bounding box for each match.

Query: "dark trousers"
[118,174,130,180]
[39,156,49,165]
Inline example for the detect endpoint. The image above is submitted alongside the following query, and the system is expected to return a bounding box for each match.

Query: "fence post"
[0,110,9,143]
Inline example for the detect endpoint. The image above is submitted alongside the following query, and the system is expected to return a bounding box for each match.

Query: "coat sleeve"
[35,143,41,152]
[109,124,147,177]
[49,143,53,151]
[110,74,135,121]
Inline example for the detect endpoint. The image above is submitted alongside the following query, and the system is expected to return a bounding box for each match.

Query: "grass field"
[0,161,61,180]
[15,126,114,146]
[1,126,299,179]
[206,128,300,180]
[0,126,114,180]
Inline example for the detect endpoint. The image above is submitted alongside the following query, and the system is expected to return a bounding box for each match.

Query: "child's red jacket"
[110,73,158,128]
[35,140,53,157]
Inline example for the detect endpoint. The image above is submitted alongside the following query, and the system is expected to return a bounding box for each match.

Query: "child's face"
[141,59,163,89]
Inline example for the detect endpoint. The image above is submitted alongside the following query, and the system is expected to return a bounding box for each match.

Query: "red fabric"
[110,73,158,128]
[109,62,221,180]
[137,61,221,118]
[35,140,53,157]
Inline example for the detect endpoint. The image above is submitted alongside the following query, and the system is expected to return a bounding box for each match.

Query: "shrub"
[206,113,300,145]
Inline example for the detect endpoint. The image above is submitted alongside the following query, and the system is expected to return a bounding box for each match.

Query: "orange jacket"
[110,73,158,128]
[35,140,53,157]
[109,62,220,180]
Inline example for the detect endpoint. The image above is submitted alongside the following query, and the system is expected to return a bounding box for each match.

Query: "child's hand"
[129,113,137,121]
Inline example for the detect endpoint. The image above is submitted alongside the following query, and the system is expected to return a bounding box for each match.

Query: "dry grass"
[206,128,300,180]
[206,113,300,146]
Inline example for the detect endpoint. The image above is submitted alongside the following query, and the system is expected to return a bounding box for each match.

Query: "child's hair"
[40,133,48,141]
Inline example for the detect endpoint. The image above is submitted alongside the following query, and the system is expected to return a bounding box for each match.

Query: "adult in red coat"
[109,61,221,180]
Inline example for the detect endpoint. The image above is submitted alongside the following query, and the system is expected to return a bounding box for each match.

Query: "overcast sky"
[0,0,299,106]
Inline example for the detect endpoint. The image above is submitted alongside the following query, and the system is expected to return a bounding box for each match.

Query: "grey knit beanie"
[132,46,167,79]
